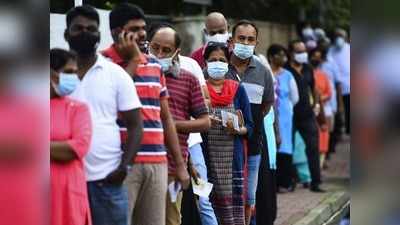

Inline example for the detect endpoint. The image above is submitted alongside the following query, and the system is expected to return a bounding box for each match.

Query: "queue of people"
[50,3,350,225]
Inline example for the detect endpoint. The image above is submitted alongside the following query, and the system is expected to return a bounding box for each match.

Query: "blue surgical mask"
[233,43,255,59]
[207,61,228,80]
[158,57,173,72]
[53,73,80,96]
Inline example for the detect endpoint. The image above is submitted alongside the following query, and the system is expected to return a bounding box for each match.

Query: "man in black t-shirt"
[286,40,325,192]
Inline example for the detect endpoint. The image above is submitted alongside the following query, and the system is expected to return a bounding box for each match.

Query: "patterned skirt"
[207,105,245,225]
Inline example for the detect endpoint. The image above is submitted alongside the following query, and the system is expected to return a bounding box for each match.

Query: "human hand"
[225,118,236,135]
[105,167,127,185]
[176,163,190,190]
[116,30,141,61]
[210,115,222,127]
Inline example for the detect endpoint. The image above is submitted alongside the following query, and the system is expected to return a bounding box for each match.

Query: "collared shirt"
[226,55,275,155]
[190,45,206,69]
[329,43,350,95]
[70,54,142,181]
[321,57,341,113]
[102,45,169,164]
[165,69,208,174]
[179,55,206,148]
[286,63,315,123]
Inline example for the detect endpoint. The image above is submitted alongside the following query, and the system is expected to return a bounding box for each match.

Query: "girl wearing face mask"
[50,48,93,225]
[267,44,299,192]
[202,42,253,225]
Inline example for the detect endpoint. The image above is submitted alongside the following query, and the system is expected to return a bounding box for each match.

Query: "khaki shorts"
[125,163,168,225]
[166,176,183,225]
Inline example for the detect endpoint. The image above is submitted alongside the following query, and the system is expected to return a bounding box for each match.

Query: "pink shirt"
[51,97,92,225]
[0,94,46,225]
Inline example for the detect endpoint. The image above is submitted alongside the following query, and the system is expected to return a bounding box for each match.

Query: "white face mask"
[302,27,314,39]
[205,32,229,43]
[335,37,345,48]
[294,52,308,64]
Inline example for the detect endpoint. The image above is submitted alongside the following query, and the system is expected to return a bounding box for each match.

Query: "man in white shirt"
[65,5,143,225]
[329,28,350,134]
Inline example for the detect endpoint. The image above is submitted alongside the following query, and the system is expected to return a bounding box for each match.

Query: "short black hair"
[232,20,258,39]
[288,39,304,53]
[66,5,99,28]
[267,44,287,60]
[148,23,181,49]
[50,48,77,71]
[203,41,230,61]
[309,47,328,60]
[110,3,145,30]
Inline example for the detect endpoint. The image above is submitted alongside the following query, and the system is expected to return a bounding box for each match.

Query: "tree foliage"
[50,0,350,31]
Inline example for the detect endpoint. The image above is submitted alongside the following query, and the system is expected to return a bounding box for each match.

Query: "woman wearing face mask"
[309,48,332,170]
[202,42,253,225]
[50,48,92,225]
[267,44,299,192]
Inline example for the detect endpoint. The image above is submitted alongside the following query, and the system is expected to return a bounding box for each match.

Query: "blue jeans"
[247,154,261,206]
[87,181,128,225]
[189,143,218,225]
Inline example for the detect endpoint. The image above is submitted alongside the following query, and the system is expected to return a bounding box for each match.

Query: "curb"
[292,191,350,225]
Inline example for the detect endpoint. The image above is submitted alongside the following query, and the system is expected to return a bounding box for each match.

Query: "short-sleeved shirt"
[165,69,208,174]
[102,45,169,164]
[321,58,341,113]
[190,45,206,69]
[69,54,142,181]
[179,55,206,148]
[226,55,275,155]
[286,64,315,123]
[329,43,350,95]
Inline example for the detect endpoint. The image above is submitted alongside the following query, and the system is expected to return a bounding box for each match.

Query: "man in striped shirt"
[102,3,190,225]
[149,26,210,225]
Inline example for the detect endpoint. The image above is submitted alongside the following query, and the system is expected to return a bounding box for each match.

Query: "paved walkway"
[275,136,350,225]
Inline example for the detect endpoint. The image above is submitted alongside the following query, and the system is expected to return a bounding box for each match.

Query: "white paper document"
[168,181,181,203]
[221,110,240,131]
[191,178,213,198]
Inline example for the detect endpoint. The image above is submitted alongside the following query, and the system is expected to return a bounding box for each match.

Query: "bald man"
[149,26,211,225]
[190,12,229,69]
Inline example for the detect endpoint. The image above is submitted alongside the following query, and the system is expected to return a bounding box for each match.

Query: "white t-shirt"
[70,54,142,181]
[179,55,206,147]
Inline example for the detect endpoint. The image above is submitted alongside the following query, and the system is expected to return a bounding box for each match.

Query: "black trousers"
[294,119,321,186]
[256,133,277,225]
[343,94,350,134]
[276,153,296,188]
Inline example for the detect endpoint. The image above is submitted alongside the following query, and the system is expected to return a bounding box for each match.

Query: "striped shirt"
[165,69,208,174]
[102,45,168,163]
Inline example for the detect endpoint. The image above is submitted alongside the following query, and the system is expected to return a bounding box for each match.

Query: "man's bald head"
[149,25,181,58]
[205,12,228,36]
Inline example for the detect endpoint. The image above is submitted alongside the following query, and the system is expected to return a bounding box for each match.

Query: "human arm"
[175,76,210,133]
[160,98,190,189]
[51,103,92,162]
[105,109,143,185]
[289,76,299,105]
[261,69,275,116]
[175,114,210,133]
[105,68,143,185]
[115,31,143,76]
